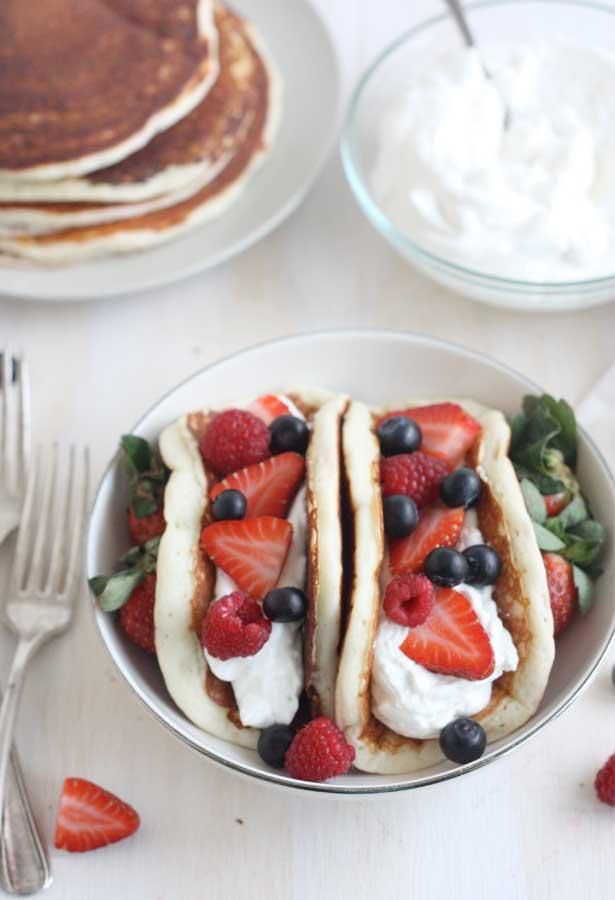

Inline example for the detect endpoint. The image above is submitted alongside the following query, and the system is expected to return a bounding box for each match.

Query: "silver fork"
[1,350,51,896]
[0,445,89,892]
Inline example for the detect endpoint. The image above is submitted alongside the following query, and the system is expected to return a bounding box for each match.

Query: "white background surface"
[1,1,614,898]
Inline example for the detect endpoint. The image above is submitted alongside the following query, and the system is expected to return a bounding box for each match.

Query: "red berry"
[381,452,450,509]
[201,409,270,477]
[544,492,569,517]
[595,753,615,807]
[119,573,156,654]
[201,517,292,598]
[383,403,481,469]
[210,452,305,519]
[54,778,140,852]
[383,575,435,627]
[127,506,165,545]
[390,505,465,576]
[248,395,292,425]
[284,716,355,782]
[201,592,272,660]
[543,552,578,636]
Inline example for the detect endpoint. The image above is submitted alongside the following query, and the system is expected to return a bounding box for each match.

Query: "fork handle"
[1,748,51,895]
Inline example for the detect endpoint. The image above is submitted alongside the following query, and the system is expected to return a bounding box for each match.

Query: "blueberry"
[377,416,422,457]
[424,547,469,586]
[212,489,246,521]
[269,415,309,455]
[383,494,419,539]
[263,587,308,623]
[257,724,295,769]
[440,468,482,509]
[439,717,486,764]
[463,545,502,586]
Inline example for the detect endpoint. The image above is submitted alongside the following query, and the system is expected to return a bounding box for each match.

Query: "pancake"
[0,4,266,210]
[0,5,272,235]
[0,15,279,263]
[335,399,555,774]
[155,391,346,747]
[0,0,218,181]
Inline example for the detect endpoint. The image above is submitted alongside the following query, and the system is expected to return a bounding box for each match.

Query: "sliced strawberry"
[400,587,495,680]
[201,517,292,598]
[389,505,464,576]
[210,452,305,519]
[543,552,577,636]
[249,395,291,425]
[544,492,569,518]
[54,778,140,852]
[384,403,481,468]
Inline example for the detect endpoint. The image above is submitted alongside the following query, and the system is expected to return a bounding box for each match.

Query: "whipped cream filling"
[203,397,308,729]
[371,509,518,740]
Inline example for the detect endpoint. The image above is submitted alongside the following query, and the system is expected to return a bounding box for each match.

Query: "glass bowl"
[341,0,615,312]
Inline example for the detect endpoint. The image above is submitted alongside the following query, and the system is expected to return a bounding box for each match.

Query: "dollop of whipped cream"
[371,510,518,739]
[203,397,307,729]
[371,44,615,281]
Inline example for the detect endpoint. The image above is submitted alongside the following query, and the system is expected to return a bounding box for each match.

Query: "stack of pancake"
[0,0,280,263]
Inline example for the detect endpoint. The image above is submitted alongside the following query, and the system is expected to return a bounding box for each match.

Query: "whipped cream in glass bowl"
[341,0,615,311]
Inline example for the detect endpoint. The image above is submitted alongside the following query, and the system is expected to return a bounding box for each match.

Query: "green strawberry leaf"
[514,464,565,496]
[573,565,594,613]
[89,575,109,598]
[561,540,603,567]
[130,495,159,518]
[121,435,153,475]
[569,519,606,545]
[520,479,547,524]
[533,522,566,552]
[95,569,144,612]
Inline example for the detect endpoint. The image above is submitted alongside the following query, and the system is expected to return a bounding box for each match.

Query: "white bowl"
[87,330,615,793]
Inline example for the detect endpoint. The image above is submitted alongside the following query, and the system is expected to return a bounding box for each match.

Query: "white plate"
[87,330,615,794]
[0,0,340,302]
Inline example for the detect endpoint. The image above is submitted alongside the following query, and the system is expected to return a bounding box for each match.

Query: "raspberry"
[201,592,271,660]
[127,506,165,545]
[119,573,156,654]
[595,752,615,807]
[384,574,435,627]
[201,410,270,477]
[284,716,355,782]
[381,452,450,508]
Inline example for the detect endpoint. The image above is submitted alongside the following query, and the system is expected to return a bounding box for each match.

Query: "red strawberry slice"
[384,403,481,468]
[54,778,140,852]
[202,517,293,598]
[389,505,464,576]
[210,452,305,519]
[249,394,291,425]
[400,587,495,680]
[544,492,569,517]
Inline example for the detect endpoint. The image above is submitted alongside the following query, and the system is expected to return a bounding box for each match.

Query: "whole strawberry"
[381,452,450,508]
[284,716,355,782]
[119,573,156,654]
[595,752,615,807]
[543,552,578,636]
[127,507,165,546]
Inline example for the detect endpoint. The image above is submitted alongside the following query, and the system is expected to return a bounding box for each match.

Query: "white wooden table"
[2,1,614,897]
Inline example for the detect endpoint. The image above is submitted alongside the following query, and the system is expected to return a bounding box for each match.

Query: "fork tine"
[1,349,17,491]
[18,355,31,493]
[24,444,58,593]
[11,449,40,592]
[61,446,89,597]
[45,446,74,594]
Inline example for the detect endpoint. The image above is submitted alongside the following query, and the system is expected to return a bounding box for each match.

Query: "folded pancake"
[335,399,555,774]
[0,4,268,224]
[0,13,279,263]
[0,0,218,182]
[155,391,347,746]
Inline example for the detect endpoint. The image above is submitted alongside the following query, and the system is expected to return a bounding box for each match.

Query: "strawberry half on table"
[55,778,139,853]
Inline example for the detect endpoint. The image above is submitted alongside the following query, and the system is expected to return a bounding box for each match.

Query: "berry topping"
[391,403,481,469]
[257,724,295,769]
[390,505,465,576]
[54,778,140,853]
[269,415,310,456]
[400,587,495,680]
[210,452,305,519]
[201,410,270,477]
[119,572,156,654]
[212,489,247,521]
[201,517,292,598]
[249,395,292,425]
[383,494,419,539]
[424,547,470,587]
[544,491,569,517]
[463,545,502,586]
[377,415,422,457]
[543,552,578,636]
[383,574,435,627]
[127,506,165,545]
[201,592,272,660]
[263,587,308,623]
[380,452,450,509]
[439,718,487,765]
[440,468,482,509]
[595,753,615,807]
[284,716,355,782]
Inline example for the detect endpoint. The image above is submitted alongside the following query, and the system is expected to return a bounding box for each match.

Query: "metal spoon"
[443,0,511,128]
